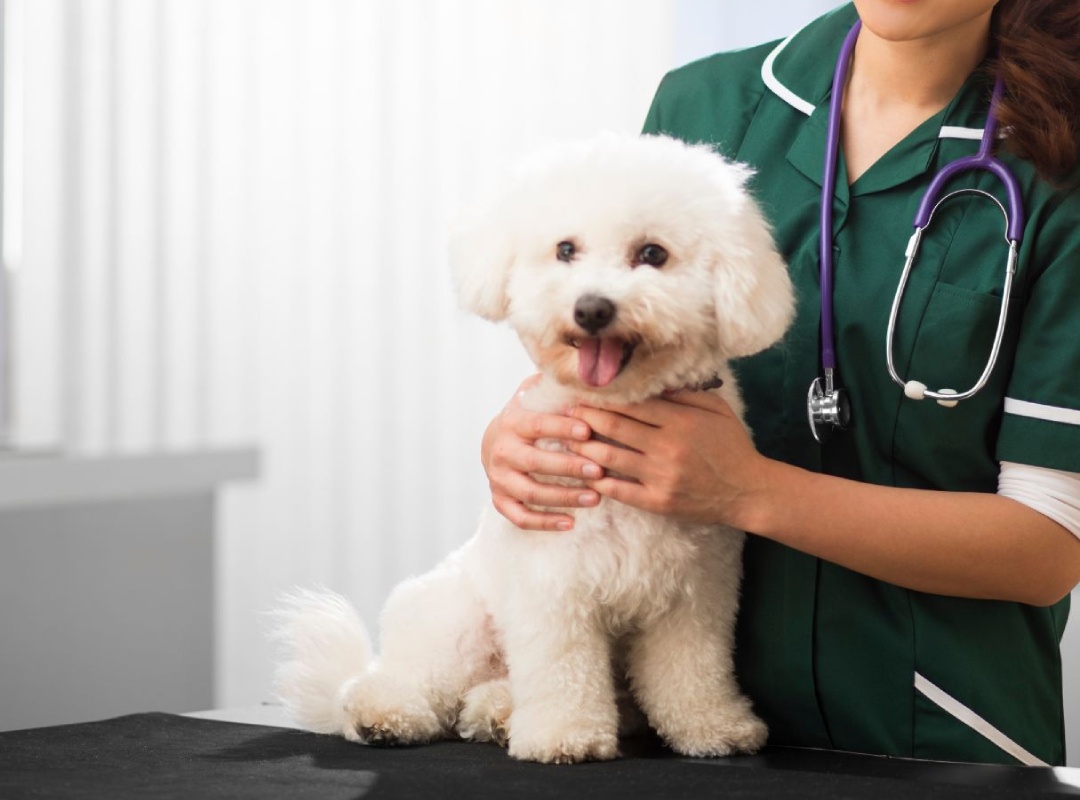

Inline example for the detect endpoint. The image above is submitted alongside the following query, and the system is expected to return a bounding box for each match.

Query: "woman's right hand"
[482,376,603,531]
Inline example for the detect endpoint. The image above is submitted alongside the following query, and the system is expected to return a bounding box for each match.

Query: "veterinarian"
[479,1,1080,767]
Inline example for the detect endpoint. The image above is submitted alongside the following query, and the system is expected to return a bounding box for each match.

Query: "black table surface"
[1,712,1078,799]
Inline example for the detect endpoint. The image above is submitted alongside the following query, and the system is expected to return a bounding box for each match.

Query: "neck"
[838,13,993,183]
[847,15,992,114]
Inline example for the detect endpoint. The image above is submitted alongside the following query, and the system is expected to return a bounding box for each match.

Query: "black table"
[2,712,1079,799]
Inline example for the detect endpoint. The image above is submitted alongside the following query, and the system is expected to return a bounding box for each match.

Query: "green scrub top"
[643,3,1079,766]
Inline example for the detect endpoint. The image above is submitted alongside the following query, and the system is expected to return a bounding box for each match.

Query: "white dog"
[273,133,794,764]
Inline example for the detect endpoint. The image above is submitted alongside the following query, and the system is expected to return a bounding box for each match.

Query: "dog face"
[451,134,794,403]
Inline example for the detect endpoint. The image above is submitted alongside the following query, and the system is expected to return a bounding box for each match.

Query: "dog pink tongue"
[578,338,624,387]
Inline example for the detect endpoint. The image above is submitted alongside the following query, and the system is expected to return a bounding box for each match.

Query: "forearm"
[735,458,1080,606]
[567,395,1080,604]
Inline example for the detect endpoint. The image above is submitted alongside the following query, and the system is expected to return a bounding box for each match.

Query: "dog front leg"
[628,580,766,757]
[502,617,619,764]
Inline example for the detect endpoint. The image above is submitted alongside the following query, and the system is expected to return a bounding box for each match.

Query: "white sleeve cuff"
[997,460,1080,539]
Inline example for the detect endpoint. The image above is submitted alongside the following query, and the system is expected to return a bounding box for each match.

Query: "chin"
[852,0,997,44]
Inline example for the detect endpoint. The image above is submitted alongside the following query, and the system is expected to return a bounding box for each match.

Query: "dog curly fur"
[272,133,795,764]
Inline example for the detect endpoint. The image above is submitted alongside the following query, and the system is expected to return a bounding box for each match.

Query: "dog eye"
[556,241,576,262]
[636,243,668,268]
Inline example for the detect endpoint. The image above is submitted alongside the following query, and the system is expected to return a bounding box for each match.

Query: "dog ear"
[448,201,516,323]
[713,198,795,359]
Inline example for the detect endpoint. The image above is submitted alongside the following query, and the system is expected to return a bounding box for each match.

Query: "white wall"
[674,0,837,65]
[0,494,216,731]
[1066,609,1080,766]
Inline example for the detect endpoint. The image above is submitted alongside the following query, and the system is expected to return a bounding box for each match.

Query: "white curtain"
[13,0,678,706]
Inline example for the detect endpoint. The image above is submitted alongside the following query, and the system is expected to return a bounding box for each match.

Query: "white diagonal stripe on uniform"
[914,672,1049,767]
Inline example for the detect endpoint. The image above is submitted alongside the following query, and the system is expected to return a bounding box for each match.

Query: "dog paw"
[354,713,440,747]
[508,728,619,764]
[457,679,513,746]
[341,674,444,747]
[662,707,768,758]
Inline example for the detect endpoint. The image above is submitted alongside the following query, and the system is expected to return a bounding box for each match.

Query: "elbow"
[1020,520,1080,607]
[1022,565,1080,608]
[1041,576,1079,607]
[982,580,1070,608]
[1024,585,1073,608]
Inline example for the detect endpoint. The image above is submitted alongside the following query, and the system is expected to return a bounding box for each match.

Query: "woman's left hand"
[567,390,767,525]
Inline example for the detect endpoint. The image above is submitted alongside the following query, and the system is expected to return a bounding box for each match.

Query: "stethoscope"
[808,19,1024,443]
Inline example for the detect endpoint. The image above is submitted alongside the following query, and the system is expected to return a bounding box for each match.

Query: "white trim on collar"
[762,21,990,142]
[761,30,816,117]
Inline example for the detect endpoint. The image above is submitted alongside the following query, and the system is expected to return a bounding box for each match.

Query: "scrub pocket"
[903,281,1004,396]
[892,280,1017,490]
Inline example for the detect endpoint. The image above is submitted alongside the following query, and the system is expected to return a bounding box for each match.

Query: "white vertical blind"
[13,0,677,706]
[71,0,113,452]
[0,0,8,443]
[17,0,64,448]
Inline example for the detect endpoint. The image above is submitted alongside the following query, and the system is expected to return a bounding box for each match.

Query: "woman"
[480,1,1080,766]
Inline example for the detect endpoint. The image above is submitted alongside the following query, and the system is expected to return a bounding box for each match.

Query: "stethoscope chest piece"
[808,372,851,444]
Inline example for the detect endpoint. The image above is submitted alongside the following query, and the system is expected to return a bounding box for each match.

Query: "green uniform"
[643,3,1078,766]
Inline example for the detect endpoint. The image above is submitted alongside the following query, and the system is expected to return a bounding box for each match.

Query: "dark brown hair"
[989,0,1080,183]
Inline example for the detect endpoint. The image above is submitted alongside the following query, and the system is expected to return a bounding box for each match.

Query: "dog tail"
[269,587,373,735]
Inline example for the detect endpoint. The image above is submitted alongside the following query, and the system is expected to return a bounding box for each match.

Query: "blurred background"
[1,0,1076,765]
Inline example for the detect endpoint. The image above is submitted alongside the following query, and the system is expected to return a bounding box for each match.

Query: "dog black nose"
[574,294,617,335]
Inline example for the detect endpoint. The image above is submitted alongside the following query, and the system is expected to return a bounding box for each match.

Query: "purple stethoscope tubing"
[812,18,1024,438]
[818,19,861,378]
[911,76,1024,240]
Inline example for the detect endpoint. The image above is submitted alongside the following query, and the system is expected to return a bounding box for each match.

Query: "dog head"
[450,133,794,403]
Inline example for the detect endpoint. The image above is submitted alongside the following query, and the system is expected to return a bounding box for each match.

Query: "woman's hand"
[567,390,769,527]
[482,377,604,531]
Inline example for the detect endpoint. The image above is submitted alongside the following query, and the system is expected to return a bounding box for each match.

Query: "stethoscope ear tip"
[936,388,959,408]
[903,380,960,407]
[904,380,928,401]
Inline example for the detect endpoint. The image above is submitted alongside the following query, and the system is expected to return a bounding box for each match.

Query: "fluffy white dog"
[273,133,794,764]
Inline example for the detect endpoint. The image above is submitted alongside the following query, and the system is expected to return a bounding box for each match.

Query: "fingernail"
[582,464,602,479]
[579,492,599,506]
[571,423,589,439]
[556,520,573,531]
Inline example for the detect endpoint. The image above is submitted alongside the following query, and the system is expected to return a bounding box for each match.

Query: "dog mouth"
[566,336,637,388]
